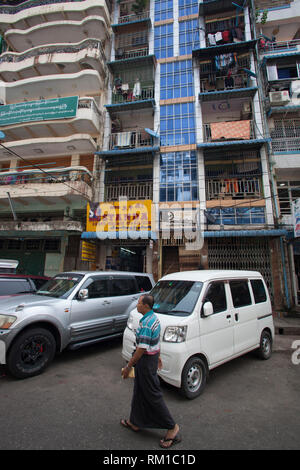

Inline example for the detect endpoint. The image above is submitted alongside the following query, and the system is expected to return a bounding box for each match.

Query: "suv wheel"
[6,328,56,379]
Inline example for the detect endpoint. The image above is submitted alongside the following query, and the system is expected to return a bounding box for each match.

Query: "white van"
[122,270,275,399]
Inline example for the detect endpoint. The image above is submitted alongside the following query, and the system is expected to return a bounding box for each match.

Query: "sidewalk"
[273,312,300,336]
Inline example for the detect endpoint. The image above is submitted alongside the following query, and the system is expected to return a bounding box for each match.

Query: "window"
[31,278,48,290]
[83,278,110,299]
[110,276,137,296]
[230,280,252,308]
[277,181,300,215]
[151,280,203,316]
[160,60,194,100]
[160,102,196,147]
[7,240,22,250]
[160,151,198,202]
[179,0,198,16]
[206,207,265,225]
[155,0,173,21]
[251,279,267,304]
[0,279,33,295]
[154,23,173,59]
[135,276,152,292]
[179,19,199,55]
[203,282,227,314]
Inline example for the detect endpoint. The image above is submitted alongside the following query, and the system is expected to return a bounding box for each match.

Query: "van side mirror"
[78,288,88,300]
[203,301,213,317]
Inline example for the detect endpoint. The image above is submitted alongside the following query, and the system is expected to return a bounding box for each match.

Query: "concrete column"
[10,158,20,170]
[71,154,80,166]
[173,0,179,57]
[244,7,251,41]
[260,145,274,226]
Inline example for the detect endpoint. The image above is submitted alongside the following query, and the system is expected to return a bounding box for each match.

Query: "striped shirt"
[136,309,160,355]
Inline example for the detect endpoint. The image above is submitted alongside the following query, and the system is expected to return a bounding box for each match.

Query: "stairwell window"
[155,0,173,21]
[154,23,173,59]
[160,102,196,146]
[160,60,194,99]
[179,0,198,17]
[179,19,200,56]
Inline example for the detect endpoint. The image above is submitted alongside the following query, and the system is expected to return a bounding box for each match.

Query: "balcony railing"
[118,10,150,25]
[109,130,154,149]
[105,181,153,201]
[203,120,256,142]
[200,73,250,92]
[115,47,149,60]
[271,120,300,152]
[0,166,92,187]
[206,178,262,200]
[0,0,86,14]
[112,86,154,104]
[115,31,148,51]
[260,39,300,53]
[0,39,106,65]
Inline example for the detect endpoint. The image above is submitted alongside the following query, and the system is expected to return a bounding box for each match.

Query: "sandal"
[120,419,139,433]
[159,433,182,449]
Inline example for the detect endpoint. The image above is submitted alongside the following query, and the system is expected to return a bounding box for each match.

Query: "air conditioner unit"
[269,90,290,106]
[241,102,251,116]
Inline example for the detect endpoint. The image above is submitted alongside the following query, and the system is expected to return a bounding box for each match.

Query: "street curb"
[275,326,300,336]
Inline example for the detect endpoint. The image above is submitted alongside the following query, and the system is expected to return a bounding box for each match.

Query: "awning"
[81,231,158,240]
[96,145,159,157]
[199,86,258,102]
[197,138,271,150]
[105,99,155,114]
[107,55,156,73]
[203,229,290,238]
[192,40,257,59]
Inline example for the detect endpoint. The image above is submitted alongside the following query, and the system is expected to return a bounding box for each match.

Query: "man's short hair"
[141,294,154,309]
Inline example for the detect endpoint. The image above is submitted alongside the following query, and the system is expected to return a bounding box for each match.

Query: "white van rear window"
[250,279,267,304]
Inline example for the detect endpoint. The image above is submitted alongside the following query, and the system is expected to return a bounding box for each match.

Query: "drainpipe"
[249,0,290,309]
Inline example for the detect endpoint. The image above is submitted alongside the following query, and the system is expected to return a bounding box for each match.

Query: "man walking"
[121,294,181,448]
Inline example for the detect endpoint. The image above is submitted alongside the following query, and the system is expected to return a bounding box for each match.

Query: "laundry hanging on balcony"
[117,131,132,147]
[210,120,251,140]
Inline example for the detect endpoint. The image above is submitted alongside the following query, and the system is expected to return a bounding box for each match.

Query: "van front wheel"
[180,357,207,399]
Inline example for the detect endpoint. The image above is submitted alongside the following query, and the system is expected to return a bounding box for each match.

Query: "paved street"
[0,335,299,451]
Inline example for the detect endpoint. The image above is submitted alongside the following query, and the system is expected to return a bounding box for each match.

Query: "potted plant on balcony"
[131,0,147,15]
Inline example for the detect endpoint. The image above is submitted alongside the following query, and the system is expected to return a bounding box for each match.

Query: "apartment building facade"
[256,0,300,306]
[0,0,111,275]
[79,0,297,309]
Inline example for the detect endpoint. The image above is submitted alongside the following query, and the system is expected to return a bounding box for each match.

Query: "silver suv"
[0,271,154,379]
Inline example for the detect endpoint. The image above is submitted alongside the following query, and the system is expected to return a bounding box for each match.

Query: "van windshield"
[37,274,84,299]
[151,280,203,316]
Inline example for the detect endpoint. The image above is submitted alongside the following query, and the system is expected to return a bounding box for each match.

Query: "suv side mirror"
[203,301,213,317]
[78,288,88,300]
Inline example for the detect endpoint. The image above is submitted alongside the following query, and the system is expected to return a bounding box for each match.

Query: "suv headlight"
[0,315,17,329]
[163,326,187,343]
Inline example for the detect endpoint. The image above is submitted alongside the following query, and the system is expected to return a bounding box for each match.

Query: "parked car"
[0,259,19,274]
[0,274,51,297]
[122,270,275,399]
[0,271,154,379]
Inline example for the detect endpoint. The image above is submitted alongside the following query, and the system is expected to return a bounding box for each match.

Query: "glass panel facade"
[160,102,196,146]
[154,0,173,21]
[160,60,194,99]
[179,19,200,56]
[179,0,198,16]
[207,207,266,225]
[154,23,173,59]
[160,151,198,202]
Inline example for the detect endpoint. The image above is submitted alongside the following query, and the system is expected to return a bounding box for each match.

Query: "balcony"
[112,85,154,104]
[4,15,109,53]
[0,166,92,207]
[2,97,103,142]
[199,120,269,150]
[271,120,300,153]
[113,0,150,30]
[1,69,103,104]
[0,39,107,82]
[113,30,149,61]
[259,39,300,55]
[105,181,153,201]
[206,177,262,200]
[199,73,258,101]
[199,0,246,15]
[109,129,154,149]
[0,0,110,32]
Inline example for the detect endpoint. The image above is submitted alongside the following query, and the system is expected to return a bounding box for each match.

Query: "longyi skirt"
[130,353,176,430]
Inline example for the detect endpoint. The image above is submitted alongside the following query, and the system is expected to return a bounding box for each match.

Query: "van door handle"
[235,313,239,321]
[102,300,111,305]
[226,315,231,319]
